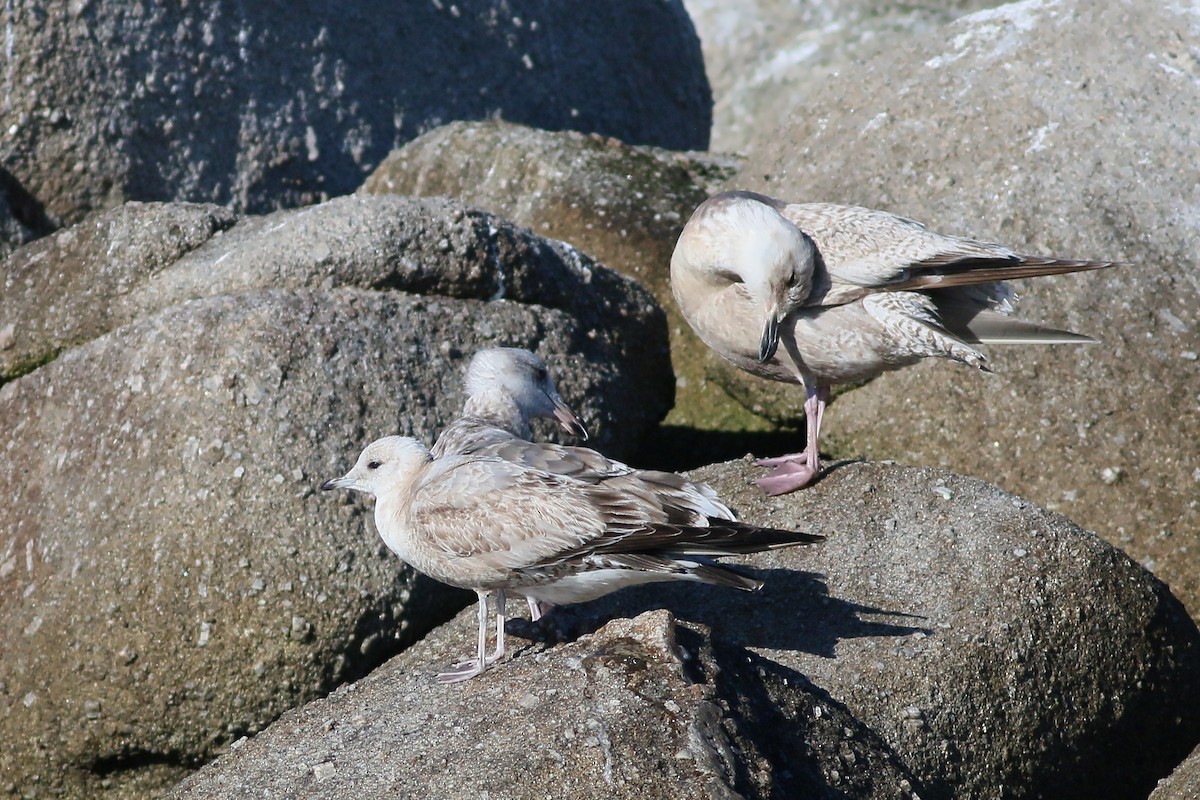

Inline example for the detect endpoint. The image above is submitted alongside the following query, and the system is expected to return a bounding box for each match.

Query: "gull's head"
[674,192,817,363]
[753,221,817,363]
[320,436,432,497]
[463,347,588,440]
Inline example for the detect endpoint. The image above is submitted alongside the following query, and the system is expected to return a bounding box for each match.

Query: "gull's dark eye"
[535,367,549,381]
[367,461,381,470]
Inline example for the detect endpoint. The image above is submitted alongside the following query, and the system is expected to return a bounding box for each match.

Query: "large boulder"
[360,120,770,461]
[681,0,1001,151]
[712,0,1200,619]
[0,196,672,798]
[169,609,924,800]
[0,195,672,448]
[166,461,1200,799]
[0,0,711,227]
[660,460,1200,799]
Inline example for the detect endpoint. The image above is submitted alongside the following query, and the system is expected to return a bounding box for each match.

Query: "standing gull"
[322,436,822,682]
[671,190,1119,495]
[432,347,738,620]
[432,346,589,621]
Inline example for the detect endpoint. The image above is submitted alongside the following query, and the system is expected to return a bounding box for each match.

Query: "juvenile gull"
[431,347,589,460]
[432,347,737,620]
[671,190,1119,495]
[322,435,822,683]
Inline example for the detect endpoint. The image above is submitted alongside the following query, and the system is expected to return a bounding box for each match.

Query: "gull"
[671,190,1119,495]
[431,347,589,460]
[322,435,822,682]
[432,347,737,620]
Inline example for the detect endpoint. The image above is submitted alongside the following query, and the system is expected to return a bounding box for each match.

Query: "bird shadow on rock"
[632,424,866,488]
[635,425,810,472]
[508,567,930,659]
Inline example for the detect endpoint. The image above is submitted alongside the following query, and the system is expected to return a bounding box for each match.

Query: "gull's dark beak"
[552,398,589,441]
[759,314,780,363]
[321,475,352,491]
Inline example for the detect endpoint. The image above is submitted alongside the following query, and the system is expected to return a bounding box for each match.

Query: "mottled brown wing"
[411,456,605,569]
[782,202,1116,306]
[479,439,635,482]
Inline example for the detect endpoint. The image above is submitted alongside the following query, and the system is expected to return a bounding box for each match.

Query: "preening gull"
[322,435,822,683]
[671,190,1119,495]
[432,347,738,621]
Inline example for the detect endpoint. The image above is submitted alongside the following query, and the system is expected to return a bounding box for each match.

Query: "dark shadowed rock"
[360,120,786,465]
[1151,743,1200,800]
[0,197,671,797]
[0,0,711,226]
[0,172,38,259]
[168,610,924,800]
[713,0,1200,620]
[681,0,1001,151]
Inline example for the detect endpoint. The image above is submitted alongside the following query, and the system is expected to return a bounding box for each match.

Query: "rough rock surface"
[0,202,239,379]
[716,0,1200,620]
[169,610,924,800]
[0,0,711,225]
[682,0,1000,152]
[167,461,1200,799]
[1,194,671,453]
[360,120,777,453]
[1151,743,1200,800]
[0,197,672,798]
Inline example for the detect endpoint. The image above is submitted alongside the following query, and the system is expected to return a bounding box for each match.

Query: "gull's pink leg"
[527,597,554,621]
[755,384,828,495]
[438,590,491,683]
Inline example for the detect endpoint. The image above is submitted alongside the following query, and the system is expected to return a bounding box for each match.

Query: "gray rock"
[0,0,711,226]
[359,120,767,448]
[0,201,238,380]
[1151,743,1200,800]
[681,0,1001,152]
[168,609,924,800]
[718,0,1200,620]
[554,461,1200,799]
[2,194,672,457]
[167,460,1200,799]
[0,198,671,797]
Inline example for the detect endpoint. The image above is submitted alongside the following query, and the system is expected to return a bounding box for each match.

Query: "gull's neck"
[372,459,432,563]
[462,389,532,439]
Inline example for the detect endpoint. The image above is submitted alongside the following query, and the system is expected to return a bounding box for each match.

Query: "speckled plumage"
[430,347,587,459]
[322,435,821,682]
[432,347,734,527]
[671,191,1118,494]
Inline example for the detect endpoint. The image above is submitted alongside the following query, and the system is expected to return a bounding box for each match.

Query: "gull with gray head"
[322,435,822,683]
[671,190,1119,495]
[431,347,589,460]
[433,347,738,620]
